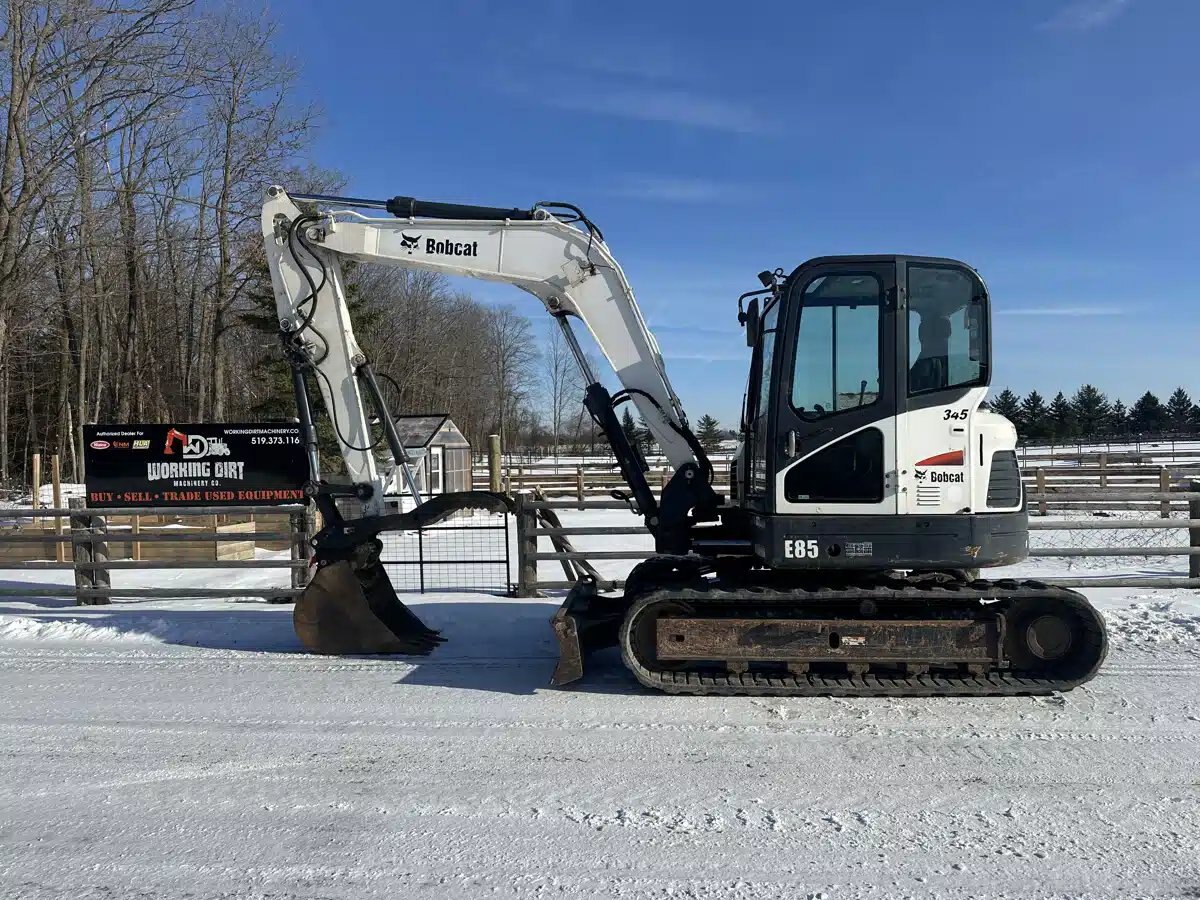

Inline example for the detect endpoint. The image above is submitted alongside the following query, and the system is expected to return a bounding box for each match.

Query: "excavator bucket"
[293,491,513,656]
[294,560,445,655]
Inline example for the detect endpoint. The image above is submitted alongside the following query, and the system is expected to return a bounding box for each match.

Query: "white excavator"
[261,186,1106,696]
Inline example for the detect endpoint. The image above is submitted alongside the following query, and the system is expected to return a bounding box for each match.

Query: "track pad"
[294,560,445,655]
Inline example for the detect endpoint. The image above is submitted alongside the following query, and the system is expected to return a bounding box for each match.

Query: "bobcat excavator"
[261,186,1107,696]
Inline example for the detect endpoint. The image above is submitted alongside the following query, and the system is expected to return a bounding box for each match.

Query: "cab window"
[908,264,987,395]
[790,273,882,419]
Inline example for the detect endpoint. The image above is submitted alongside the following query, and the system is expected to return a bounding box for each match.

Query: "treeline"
[0,0,562,486]
[989,385,1200,443]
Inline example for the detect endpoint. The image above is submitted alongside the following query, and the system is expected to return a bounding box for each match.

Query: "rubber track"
[619,578,1108,697]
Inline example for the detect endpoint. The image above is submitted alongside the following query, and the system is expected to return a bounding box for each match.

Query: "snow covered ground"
[1,512,1199,898]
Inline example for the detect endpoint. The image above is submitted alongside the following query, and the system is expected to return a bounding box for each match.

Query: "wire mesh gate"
[377,510,513,594]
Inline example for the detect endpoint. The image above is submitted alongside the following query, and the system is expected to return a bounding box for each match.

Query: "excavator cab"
[734,256,1026,573]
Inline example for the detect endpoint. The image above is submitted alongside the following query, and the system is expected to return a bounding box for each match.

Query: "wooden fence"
[513,493,1200,596]
[480,455,1200,516]
[0,503,313,604]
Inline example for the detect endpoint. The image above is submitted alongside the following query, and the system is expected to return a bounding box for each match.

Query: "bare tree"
[486,304,539,451]
[543,318,579,460]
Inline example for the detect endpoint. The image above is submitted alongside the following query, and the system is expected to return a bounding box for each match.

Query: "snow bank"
[0,614,167,643]
[1104,599,1200,652]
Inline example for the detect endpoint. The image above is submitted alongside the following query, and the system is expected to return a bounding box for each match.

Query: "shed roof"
[392,414,470,449]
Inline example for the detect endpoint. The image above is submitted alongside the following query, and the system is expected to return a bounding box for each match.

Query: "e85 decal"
[783,538,820,559]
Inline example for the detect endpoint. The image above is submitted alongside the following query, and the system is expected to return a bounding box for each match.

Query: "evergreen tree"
[1070,384,1110,439]
[1129,391,1166,434]
[1165,387,1194,433]
[1109,399,1128,436]
[636,417,656,456]
[620,407,638,448]
[1048,391,1076,441]
[1019,390,1051,440]
[241,248,380,471]
[696,415,723,452]
[990,388,1022,430]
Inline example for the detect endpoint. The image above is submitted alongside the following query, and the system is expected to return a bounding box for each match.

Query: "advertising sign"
[84,423,309,508]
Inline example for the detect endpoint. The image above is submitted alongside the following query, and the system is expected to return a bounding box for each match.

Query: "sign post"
[84,423,309,509]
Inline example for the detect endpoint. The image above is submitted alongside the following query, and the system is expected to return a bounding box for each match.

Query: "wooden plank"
[1191,483,1200,579]
[532,550,653,561]
[0,505,306,518]
[0,530,295,544]
[514,493,539,597]
[1028,547,1200,557]
[488,434,502,492]
[1030,518,1200,530]
[532,526,646,536]
[68,497,91,605]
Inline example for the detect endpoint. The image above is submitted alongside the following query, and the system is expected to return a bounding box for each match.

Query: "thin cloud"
[612,176,759,204]
[1039,0,1132,30]
[998,306,1124,316]
[542,85,776,135]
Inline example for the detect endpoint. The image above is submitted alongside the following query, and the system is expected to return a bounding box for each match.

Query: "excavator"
[261,186,1107,696]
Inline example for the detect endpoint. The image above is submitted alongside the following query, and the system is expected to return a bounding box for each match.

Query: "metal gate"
[378,510,513,594]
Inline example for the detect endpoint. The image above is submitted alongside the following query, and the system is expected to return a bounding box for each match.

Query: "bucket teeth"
[294,560,443,655]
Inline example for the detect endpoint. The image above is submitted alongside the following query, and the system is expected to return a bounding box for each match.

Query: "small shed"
[392,414,472,495]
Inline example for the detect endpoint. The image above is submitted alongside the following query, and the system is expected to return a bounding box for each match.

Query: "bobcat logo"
[914,469,927,481]
[400,233,422,253]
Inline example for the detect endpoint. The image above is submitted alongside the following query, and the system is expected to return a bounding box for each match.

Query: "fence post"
[1098,452,1107,488]
[69,498,92,605]
[576,465,585,507]
[1160,468,1171,519]
[131,514,142,561]
[68,498,109,606]
[288,509,309,596]
[1035,468,1047,516]
[90,508,111,604]
[487,434,502,493]
[514,492,539,597]
[52,454,64,562]
[1189,481,1200,580]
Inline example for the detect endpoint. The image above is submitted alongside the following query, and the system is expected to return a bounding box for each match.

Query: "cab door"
[772,259,898,516]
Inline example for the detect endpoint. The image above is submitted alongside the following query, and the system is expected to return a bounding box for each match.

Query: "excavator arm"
[260,186,720,658]
[261,187,716,538]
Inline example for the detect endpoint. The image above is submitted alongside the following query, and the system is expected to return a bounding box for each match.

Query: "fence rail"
[514,495,1200,594]
[0,501,313,604]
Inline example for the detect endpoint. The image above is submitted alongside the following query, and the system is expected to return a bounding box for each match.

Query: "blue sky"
[275,0,1198,426]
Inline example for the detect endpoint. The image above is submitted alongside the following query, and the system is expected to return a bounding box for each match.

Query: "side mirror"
[742,297,760,347]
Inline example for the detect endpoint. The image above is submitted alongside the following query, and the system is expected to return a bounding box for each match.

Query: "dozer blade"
[294,559,445,655]
[549,578,628,685]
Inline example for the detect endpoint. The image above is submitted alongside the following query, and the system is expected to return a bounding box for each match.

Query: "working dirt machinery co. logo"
[163,427,230,459]
[400,232,422,253]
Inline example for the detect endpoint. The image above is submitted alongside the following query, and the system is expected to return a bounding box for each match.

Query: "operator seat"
[909,316,951,393]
